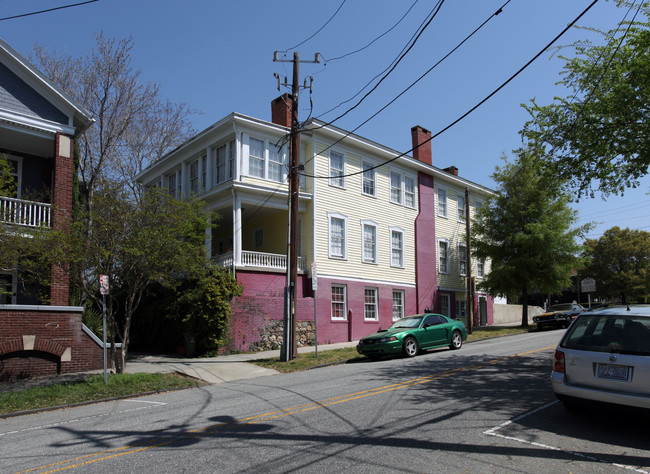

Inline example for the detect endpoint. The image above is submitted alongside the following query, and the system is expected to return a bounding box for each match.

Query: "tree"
[522,1,650,198]
[582,226,650,302]
[471,148,588,326]
[63,186,221,371]
[32,33,195,206]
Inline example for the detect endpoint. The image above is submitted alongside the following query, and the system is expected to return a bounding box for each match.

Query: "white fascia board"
[0,109,76,136]
[316,273,417,288]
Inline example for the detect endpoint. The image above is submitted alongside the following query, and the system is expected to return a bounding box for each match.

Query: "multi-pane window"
[438,240,449,273]
[390,171,402,204]
[440,294,450,317]
[404,176,415,208]
[456,300,467,319]
[362,222,377,263]
[364,288,378,320]
[362,161,376,196]
[330,151,344,187]
[392,290,404,321]
[249,137,265,178]
[228,140,236,179]
[166,171,180,198]
[437,188,447,217]
[477,259,485,278]
[457,194,466,222]
[458,243,467,276]
[200,155,207,190]
[216,145,227,184]
[391,228,404,267]
[189,160,199,194]
[332,285,347,320]
[329,215,346,258]
[268,145,285,182]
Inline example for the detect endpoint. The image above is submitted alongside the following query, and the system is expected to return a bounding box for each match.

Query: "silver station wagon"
[551,305,650,410]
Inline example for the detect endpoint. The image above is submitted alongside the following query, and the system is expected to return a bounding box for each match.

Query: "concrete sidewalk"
[125,341,359,385]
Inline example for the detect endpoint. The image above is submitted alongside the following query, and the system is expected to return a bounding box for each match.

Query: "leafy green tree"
[471,148,589,326]
[0,154,17,198]
[522,1,650,198]
[582,226,650,302]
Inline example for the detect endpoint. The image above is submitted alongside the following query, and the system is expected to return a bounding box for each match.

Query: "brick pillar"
[271,93,292,127]
[411,126,432,166]
[50,133,73,306]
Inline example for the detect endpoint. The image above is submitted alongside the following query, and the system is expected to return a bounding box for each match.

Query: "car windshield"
[389,316,422,329]
[549,304,574,312]
[561,314,650,355]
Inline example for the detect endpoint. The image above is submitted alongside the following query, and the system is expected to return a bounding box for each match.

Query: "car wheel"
[449,331,463,350]
[402,337,418,358]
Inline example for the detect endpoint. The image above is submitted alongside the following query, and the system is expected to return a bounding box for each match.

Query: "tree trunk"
[521,286,529,327]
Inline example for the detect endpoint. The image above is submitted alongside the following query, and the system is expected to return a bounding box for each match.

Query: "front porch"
[214,250,307,272]
[0,196,51,228]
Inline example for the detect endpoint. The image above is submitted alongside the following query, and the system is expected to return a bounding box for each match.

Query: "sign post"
[581,278,596,309]
[99,274,109,385]
[311,262,318,358]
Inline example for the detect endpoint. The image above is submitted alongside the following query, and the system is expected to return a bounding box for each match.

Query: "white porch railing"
[0,196,51,228]
[214,251,306,272]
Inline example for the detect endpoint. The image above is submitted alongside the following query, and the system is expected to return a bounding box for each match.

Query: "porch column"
[233,194,242,267]
[50,133,73,306]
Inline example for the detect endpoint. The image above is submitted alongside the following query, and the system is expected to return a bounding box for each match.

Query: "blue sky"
[2,0,648,239]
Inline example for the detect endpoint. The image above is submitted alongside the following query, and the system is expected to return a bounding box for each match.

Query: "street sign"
[311,262,317,291]
[581,278,596,293]
[99,274,109,295]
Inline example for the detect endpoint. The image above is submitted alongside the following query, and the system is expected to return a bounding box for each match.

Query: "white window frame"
[268,143,287,183]
[458,242,467,276]
[440,294,450,317]
[456,300,467,319]
[457,194,466,222]
[228,140,236,180]
[437,187,448,218]
[438,239,450,274]
[329,150,345,188]
[364,287,378,321]
[362,161,376,197]
[248,136,266,178]
[477,259,485,278]
[404,176,416,209]
[390,226,405,268]
[328,212,348,259]
[390,171,402,204]
[200,154,207,191]
[331,284,347,320]
[361,220,378,264]
[189,159,199,194]
[166,168,182,198]
[392,290,404,321]
[216,144,227,184]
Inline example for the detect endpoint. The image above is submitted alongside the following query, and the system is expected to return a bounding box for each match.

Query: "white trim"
[437,238,450,274]
[390,226,406,268]
[360,219,379,264]
[437,186,448,218]
[0,304,84,312]
[361,159,377,197]
[457,192,467,222]
[315,273,416,288]
[328,149,346,188]
[458,242,467,277]
[327,212,348,260]
[331,283,347,320]
[364,287,379,321]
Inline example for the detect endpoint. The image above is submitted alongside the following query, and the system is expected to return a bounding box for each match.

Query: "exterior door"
[479,296,488,326]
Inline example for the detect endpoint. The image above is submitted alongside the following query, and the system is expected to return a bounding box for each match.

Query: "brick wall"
[0,306,108,381]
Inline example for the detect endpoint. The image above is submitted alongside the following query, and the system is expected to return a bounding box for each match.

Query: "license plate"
[597,363,629,380]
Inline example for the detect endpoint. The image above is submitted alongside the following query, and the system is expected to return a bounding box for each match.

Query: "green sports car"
[356,313,468,358]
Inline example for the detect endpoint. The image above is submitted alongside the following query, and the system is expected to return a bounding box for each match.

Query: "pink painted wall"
[415,172,437,312]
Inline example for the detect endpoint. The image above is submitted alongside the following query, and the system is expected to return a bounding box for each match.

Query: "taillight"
[553,350,565,373]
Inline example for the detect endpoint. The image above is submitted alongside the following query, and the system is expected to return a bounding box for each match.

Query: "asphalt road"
[2,331,649,473]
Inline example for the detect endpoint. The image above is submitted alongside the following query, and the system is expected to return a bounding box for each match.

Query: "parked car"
[534,303,585,329]
[551,305,650,411]
[356,313,467,359]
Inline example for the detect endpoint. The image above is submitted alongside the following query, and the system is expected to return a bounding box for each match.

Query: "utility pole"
[465,187,474,334]
[273,51,319,361]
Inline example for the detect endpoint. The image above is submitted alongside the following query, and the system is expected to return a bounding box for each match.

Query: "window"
[0,273,15,304]
[362,161,376,196]
[457,194,466,222]
[404,176,415,208]
[216,145,227,184]
[166,170,181,198]
[331,285,347,320]
[390,171,402,204]
[228,140,236,179]
[329,213,347,259]
[440,294,450,317]
[0,156,19,198]
[438,239,449,273]
[330,150,345,187]
[268,144,285,182]
[189,160,199,194]
[201,154,207,190]
[456,300,467,319]
[437,188,447,217]
[249,137,265,178]
[390,227,405,267]
[392,290,404,321]
[477,259,485,278]
[361,221,378,263]
[364,288,378,320]
[458,243,467,276]
[254,228,263,249]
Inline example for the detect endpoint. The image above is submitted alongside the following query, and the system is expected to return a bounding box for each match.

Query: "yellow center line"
[19,346,554,473]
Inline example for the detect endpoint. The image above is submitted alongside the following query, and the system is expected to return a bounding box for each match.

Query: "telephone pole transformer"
[273,51,319,361]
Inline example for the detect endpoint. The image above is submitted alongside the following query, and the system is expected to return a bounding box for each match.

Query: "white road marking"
[483,400,649,474]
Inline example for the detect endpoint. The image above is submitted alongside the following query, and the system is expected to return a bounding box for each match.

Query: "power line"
[301,0,601,181]
[0,0,99,21]
[278,0,347,54]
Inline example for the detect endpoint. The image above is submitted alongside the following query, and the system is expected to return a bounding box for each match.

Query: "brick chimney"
[271,93,292,127]
[411,125,432,165]
[443,166,459,176]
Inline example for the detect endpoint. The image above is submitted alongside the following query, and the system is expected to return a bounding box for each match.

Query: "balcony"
[214,250,306,272]
[0,196,51,228]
